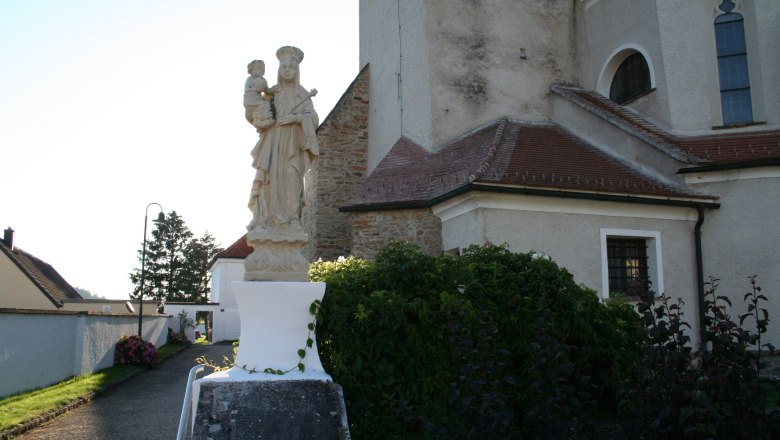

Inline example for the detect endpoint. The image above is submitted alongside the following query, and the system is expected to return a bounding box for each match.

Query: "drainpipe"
[694,205,706,348]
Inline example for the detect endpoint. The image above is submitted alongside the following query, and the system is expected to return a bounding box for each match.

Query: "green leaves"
[314,241,642,438]
[630,276,774,438]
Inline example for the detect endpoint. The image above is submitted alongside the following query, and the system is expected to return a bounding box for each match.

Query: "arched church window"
[608,52,651,105]
[714,2,753,125]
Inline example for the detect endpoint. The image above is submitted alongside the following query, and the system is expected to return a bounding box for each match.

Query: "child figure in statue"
[243,60,274,130]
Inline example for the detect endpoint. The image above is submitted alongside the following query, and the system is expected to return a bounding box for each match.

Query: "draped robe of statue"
[248,60,319,234]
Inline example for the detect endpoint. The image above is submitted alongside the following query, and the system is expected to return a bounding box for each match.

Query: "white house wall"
[434,192,701,337]
[0,252,58,310]
[755,0,780,125]
[207,258,244,342]
[577,0,675,129]
[687,170,780,344]
[577,0,779,132]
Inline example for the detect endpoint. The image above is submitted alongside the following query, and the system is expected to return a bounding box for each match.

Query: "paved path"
[20,343,234,440]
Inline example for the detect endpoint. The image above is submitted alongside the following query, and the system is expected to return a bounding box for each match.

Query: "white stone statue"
[244,46,319,281]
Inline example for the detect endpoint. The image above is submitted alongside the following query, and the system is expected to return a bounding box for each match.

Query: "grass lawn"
[763,378,780,408]
[0,342,188,432]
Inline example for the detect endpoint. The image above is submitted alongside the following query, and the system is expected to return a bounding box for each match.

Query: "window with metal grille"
[715,11,753,125]
[609,52,651,105]
[607,238,649,295]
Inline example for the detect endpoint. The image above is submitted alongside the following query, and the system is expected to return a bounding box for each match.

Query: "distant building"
[0,227,83,309]
[160,236,250,343]
[1,227,157,314]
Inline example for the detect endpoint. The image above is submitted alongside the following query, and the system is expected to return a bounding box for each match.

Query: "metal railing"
[176,365,205,440]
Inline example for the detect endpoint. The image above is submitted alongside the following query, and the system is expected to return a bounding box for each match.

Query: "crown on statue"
[276,46,304,64]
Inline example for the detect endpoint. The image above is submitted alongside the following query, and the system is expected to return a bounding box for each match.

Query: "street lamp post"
[138,203,164,339]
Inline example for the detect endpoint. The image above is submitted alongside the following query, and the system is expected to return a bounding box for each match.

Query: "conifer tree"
[129,211,222,304]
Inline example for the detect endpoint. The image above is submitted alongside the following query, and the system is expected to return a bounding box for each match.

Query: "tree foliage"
[129,211,222,304]
[310,241,642,439]
[75,287,105,300]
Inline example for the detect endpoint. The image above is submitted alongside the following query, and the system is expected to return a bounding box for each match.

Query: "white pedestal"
[233,280,329,378]
[198,281,330,382]
[187,281,334,437]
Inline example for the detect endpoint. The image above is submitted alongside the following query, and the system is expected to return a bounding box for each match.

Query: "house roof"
[211,234,252,263]
[551,84,780,167]
[0,241,82,307]
[342,118,716,211]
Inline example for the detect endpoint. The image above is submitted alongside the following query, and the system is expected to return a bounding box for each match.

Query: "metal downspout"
[695,205,706,348]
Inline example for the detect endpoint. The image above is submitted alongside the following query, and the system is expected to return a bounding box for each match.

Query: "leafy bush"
[167,327,190,344]
[114,335,158,368]
[311,241,642,438]
[626,277,778,439]
[167,310,196,344]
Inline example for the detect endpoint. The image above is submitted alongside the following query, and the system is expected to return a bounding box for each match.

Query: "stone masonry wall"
[349,208,442,260]
[307,66,370,261]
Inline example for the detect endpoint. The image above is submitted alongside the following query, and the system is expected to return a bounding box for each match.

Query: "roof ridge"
[550,84,695,163]
[552,84,780,166]
[470,117,508,181]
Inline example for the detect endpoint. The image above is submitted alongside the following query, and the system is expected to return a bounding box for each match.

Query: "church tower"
[359,0,577,171]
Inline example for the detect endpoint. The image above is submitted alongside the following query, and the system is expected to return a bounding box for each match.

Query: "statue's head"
[276,46,304,85]
[247,60,265,76]
[275,46,304,64]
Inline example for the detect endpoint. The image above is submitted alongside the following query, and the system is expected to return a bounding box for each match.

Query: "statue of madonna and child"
[242,46,319,280]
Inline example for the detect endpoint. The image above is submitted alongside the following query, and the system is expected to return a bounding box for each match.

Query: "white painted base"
[215,281,330,381]
[234,281,329,377]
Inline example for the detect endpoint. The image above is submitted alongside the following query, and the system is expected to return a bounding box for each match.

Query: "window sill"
[712,120,766,130]
[616,87,656,106]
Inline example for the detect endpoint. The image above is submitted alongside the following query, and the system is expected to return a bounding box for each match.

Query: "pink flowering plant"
[114,335,158,368]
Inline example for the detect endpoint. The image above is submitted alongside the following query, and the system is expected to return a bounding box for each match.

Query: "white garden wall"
[0,308,168,398]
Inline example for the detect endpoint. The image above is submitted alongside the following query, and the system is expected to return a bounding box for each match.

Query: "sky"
[0,0,360,299]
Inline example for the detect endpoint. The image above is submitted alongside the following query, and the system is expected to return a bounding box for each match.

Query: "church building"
[310,0,780,345]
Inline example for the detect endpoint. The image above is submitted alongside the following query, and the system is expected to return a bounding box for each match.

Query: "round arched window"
[609,52,651,105]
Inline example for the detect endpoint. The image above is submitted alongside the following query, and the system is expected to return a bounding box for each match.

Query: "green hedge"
[311,242,642,438]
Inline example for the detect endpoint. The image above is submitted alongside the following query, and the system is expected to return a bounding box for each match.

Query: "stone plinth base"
[193,380,350,440]
[245,230,310,281]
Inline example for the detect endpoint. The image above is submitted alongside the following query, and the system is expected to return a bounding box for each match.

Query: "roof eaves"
[677,159,780,174]
[469,182,720,208]
[340,181,720,212]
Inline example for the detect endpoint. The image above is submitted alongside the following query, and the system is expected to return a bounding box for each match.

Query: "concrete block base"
[193,379,350,439]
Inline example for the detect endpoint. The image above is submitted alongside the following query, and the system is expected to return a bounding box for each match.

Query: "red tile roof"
[342,119,713,210]
[213,234,253,260]
[502,124,693,196]
[0,242,82,307]
[551,85,780,166]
